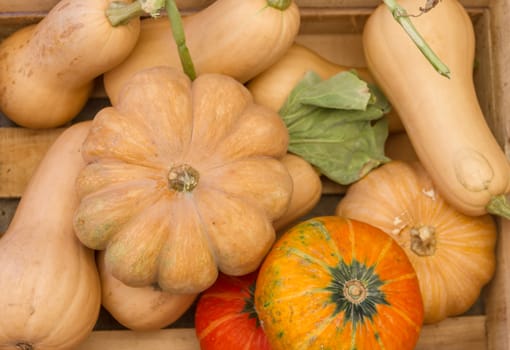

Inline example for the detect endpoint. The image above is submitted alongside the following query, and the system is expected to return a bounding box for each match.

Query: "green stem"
[106,0,166,26]
[486,194,510,220]
[382,0,451,78]
[106,1,145,26]
[165,0,197,80]
[267,0,293,10]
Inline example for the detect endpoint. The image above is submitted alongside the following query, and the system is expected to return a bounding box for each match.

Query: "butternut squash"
[0,0,140,128]
[103,0,300,105]
[273,153,322,232]
[363,0,510,217]
[247,43,405,133]
[97,250,197,331]
[0,121,101,350]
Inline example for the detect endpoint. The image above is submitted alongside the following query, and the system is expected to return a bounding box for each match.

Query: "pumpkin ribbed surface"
[73,67,293,294]
[255,216,424,350]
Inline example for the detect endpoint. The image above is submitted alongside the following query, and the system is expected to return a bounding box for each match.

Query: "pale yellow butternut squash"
[0,122,101,349]
[363,0,510,217]
[103,0,300,105]
[0,0,140,128]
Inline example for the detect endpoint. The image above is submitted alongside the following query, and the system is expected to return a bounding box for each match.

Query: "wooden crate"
[1,0,509,349]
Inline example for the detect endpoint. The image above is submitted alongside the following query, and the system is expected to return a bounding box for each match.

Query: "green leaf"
[297,71,372,110]
[279,69,391,185]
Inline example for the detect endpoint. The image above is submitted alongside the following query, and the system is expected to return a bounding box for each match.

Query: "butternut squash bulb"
[0,122,101,350]
[97,250,197,331]
[336,160,497,324]
[273,153,322,232]
[363,0,510,217]
[73,67,293,294]
[0,0,140,128]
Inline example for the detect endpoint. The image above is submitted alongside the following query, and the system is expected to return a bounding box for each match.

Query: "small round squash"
[255,216,424,350]
[73,66,293,294]
[336,160,497,323]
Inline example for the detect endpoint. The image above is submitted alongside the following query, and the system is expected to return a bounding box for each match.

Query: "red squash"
[195,272,271,350]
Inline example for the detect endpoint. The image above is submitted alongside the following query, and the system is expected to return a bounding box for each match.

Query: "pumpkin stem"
[382,0,451,78]
[168,164,200,192]
[486,194,510,220]
[267,0,293,10]
[165,0,197,80]
[410,225,436,256]
[16,343,33,350]
[106,0,165,26]
[343,280,367,304]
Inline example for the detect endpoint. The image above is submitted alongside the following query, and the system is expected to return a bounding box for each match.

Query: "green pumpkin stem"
[382,0,450,78]
[165,0,197,80]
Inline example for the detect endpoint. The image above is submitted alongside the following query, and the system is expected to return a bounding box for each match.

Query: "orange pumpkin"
[255,216,424,350]
[73,66,293,294]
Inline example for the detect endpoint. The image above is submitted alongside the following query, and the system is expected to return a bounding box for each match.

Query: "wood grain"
[0,0,489,13]
[0,127,64,198]
[77,316,488,350]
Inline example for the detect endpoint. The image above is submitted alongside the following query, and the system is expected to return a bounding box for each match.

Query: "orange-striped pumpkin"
[255,216,424,350]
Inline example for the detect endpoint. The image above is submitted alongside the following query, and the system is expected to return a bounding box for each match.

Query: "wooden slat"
[0,126,348,198]
[417,316,488,350]
[0,0,490,13]
[77,316,487,350]
[0,127,64,198]
[0,0,215,13]
[77,329,199,350]
[484,1,510,349]
[486,219,510,350]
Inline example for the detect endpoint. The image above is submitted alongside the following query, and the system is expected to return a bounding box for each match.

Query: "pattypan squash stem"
[106,1,145,26]
[267,0,293,10]
[165,0,197,80]
[486,194,510,220]
[106,0,165,26]
[382,0,451,78]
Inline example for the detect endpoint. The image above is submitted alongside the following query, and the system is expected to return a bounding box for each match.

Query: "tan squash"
[97,250,197,331]
[363,0,510,217]
[336,160,497,324]
[97,153,318,331]
[0,121,101,349]
[273,153,322,232]
[0,0,140,128]
[247,43,404,133]
[103,0,300,105]
[73,67,293,294]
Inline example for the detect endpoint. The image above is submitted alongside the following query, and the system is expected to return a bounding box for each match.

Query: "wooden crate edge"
[77,315,488,350]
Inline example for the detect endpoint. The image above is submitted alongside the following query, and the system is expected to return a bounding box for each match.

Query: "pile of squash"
[0,0,506,349]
